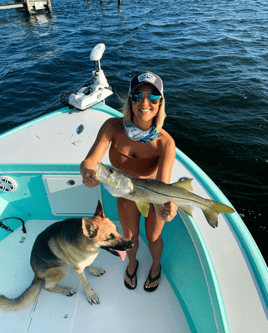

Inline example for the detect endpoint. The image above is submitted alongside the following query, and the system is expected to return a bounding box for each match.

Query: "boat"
[0,44,267,333]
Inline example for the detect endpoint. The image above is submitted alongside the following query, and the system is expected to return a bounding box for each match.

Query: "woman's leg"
[144,205,165,289]
[117,197,141,287]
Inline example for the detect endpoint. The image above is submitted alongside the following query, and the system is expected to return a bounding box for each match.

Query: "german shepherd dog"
[0,201,133,311]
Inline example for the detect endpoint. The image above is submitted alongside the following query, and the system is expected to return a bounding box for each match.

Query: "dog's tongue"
[117,250,127,261]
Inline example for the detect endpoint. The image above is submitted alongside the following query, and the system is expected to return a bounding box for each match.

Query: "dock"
[0,0,52,14]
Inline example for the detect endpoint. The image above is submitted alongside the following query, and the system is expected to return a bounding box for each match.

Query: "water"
[0,0,267,263]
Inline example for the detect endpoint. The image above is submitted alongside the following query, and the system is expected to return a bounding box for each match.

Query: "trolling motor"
[67,43,113,110]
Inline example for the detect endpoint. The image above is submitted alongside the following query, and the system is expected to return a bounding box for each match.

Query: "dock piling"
[0,0,52,14]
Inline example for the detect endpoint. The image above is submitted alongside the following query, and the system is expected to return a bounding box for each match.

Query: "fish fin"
[172,179,194,192]
[203,210,219,228]
[177,205,194,217]
[203,201,235,228]
[136,201,151,217]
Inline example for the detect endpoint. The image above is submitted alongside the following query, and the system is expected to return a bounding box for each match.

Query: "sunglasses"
[131,92,161,104]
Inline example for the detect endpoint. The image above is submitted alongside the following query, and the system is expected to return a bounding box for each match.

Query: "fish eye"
[109,169,114,174]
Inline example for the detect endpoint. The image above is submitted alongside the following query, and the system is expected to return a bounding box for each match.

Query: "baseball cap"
[128,72,164,96]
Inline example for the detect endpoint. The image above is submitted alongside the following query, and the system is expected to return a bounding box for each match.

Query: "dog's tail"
[0,277,43,311]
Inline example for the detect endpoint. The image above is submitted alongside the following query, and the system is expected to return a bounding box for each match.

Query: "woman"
[80,71,177,292]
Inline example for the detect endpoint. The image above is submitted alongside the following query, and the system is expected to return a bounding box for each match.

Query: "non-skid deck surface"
[0,220,190,333]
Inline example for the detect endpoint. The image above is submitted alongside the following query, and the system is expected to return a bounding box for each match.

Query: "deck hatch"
[42,175,102,215]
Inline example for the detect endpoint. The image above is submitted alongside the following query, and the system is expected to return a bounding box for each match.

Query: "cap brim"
[129,82,162,96]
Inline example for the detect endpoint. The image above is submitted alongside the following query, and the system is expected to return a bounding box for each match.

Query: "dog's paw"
[87,266,106,277]
[86,291,100,305]
[65,288,76,297]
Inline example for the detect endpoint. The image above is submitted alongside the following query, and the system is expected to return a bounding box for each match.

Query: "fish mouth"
[95,163,102,179]
[95,163,134,195]
[95,163,114,180]
[95,164,124,187]
[95,163,108,181]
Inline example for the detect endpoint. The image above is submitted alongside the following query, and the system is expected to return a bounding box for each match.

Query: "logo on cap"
[138,73,156,84]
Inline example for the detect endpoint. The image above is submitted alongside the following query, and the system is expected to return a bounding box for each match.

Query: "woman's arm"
[154,133,177,221]
[155,134,176,184]
[80,118,116,188]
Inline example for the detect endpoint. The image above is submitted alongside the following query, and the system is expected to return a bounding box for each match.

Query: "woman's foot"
[144,265,161,292]
[124,260,139,290]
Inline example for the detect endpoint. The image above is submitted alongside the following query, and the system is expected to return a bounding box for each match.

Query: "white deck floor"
[0,220,190,333]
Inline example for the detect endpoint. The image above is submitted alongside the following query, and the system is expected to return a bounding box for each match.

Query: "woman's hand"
[82,169,100,188]
[153,201,177,222]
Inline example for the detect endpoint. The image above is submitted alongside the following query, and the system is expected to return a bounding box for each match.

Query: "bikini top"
[109,144,159,177]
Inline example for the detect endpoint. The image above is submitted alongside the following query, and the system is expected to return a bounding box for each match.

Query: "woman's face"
[131,84,161,128]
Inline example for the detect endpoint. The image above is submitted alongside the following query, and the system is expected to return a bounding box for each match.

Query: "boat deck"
[0,219,190,333]
[1,104,267,332]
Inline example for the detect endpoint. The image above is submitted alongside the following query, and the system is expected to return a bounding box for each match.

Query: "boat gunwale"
[175,146,268,310]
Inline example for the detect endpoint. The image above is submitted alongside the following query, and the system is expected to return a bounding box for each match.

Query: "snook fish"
[95,163,235,228]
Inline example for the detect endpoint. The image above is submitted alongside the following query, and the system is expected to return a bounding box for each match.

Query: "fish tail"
[212,201,235,214]
[0,277,43,311]
[203,201,235,228]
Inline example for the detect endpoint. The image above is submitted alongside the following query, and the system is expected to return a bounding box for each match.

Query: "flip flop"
[124,260,139,290]
[144,265,161,292]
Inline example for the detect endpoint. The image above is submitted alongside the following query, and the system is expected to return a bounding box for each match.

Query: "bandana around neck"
[123,121,159,143]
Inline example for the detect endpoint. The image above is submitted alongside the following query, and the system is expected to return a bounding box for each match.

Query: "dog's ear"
[94,200,106,218]
[82,218,98,238]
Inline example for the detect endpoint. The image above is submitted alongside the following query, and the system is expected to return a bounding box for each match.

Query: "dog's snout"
[118,238,134,251]
[122,236,134,250]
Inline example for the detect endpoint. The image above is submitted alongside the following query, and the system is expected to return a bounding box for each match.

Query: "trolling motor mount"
[68,43,113,110]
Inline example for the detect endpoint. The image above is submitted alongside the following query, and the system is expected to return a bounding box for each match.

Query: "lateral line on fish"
[136,184,214,210]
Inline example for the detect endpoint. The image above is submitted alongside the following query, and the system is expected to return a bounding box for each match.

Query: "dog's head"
[82,201,133,260]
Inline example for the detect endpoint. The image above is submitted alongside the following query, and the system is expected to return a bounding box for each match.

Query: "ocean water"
[0,0,267,262]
